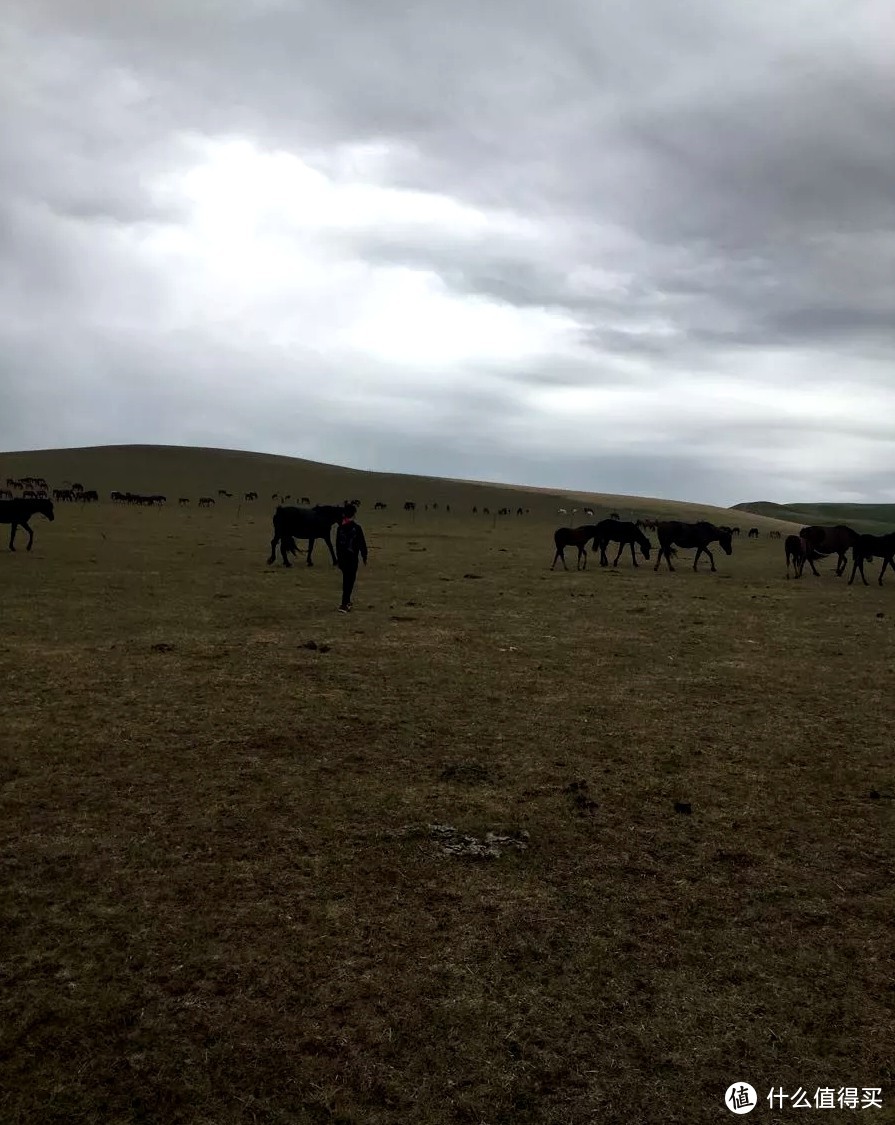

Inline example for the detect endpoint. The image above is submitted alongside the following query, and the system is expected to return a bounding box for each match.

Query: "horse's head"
[718,528,733,555]
[638,534,652,560]
[40,499,54,521]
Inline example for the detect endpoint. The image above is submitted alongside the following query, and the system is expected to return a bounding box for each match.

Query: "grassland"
[2,447,894,1125]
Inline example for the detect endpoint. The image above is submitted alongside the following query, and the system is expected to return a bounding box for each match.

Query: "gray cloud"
[1,0,894,505]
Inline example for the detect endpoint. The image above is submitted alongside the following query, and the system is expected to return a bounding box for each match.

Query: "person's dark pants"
[339,557,358,606]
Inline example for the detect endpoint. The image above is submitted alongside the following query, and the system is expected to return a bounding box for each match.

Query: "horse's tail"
[283,535,298,557]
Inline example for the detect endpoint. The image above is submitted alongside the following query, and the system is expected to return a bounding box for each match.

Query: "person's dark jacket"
[336,520,368,566]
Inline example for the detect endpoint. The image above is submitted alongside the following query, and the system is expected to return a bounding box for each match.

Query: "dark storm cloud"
[2,0,894,504]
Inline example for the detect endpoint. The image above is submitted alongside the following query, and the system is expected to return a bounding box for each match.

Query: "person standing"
[336,505,368,613]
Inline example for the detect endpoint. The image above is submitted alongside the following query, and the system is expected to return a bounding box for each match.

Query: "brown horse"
[848,531,895,586]
[551,525,598,570]
[784,534,821,579]
[654,521,733,572]
[799,525,858,577]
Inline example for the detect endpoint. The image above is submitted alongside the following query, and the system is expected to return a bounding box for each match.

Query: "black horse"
[1,497,55,551]
[848,531,895,587]
[654,521,733,572]
[551,525,598,570]
[267,504,347,567]
[594,519,652,568]
[799,525,858,578]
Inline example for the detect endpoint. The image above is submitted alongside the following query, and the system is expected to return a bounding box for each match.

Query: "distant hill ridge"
[733,500,895,534]
[2,443,800,528]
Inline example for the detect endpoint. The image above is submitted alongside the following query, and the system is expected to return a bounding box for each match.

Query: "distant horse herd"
[551,519,733,573]
[2,474,894,588]
[550,517,895,586]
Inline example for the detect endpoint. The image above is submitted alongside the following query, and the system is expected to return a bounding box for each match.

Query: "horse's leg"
[807,556,820,576]
[578,546,586,570]
[848,557,858,585]
[599,541,608,567]
[879,556,893,585]
[306,537,315,566]
[628,541,637,567]
[612,542,623,567]
[326,533,338,567]
[692,546,703,571]
[705,546,717,572]
[268,534,279,566]
[8,521,17,551]
[24,520,34,551]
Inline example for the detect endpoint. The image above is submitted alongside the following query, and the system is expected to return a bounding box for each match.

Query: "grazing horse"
[799,525,858,577]
[848,531,895,586]
[748,528,759,539]
[784,534,819,579]
[551,525,598,570]
[654,521,733,572]
[198,497,215,508]
[267,504,347,567]
[1,498,54,551]
[594,519,652,568]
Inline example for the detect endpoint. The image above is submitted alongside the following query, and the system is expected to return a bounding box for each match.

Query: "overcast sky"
[2,1,893,505]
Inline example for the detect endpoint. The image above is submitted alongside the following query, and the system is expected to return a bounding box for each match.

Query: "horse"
[654,521,733,572]
[1,498,55,551]
[784,534,820,579]
[593,519,652,568]
[848,531,895,586]
[798,525,858,577]
[550,525,598,570]
[748,528,759,539]
[267,504,347,567]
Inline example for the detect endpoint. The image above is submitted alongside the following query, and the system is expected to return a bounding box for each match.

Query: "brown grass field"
[2,446,894,1124]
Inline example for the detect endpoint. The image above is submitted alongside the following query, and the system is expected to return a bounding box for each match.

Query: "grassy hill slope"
[733,500,895,534]
[1,443,801,529]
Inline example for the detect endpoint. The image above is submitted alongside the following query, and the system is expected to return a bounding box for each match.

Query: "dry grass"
[1,449,893,1124]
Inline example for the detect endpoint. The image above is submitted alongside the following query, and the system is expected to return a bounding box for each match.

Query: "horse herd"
[551,519,732,573]
[2,493,895,588]
[551,518,895,586]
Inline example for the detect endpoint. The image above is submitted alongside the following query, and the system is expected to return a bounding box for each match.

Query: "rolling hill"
[1,443,802,531]
[732,499,895,534]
